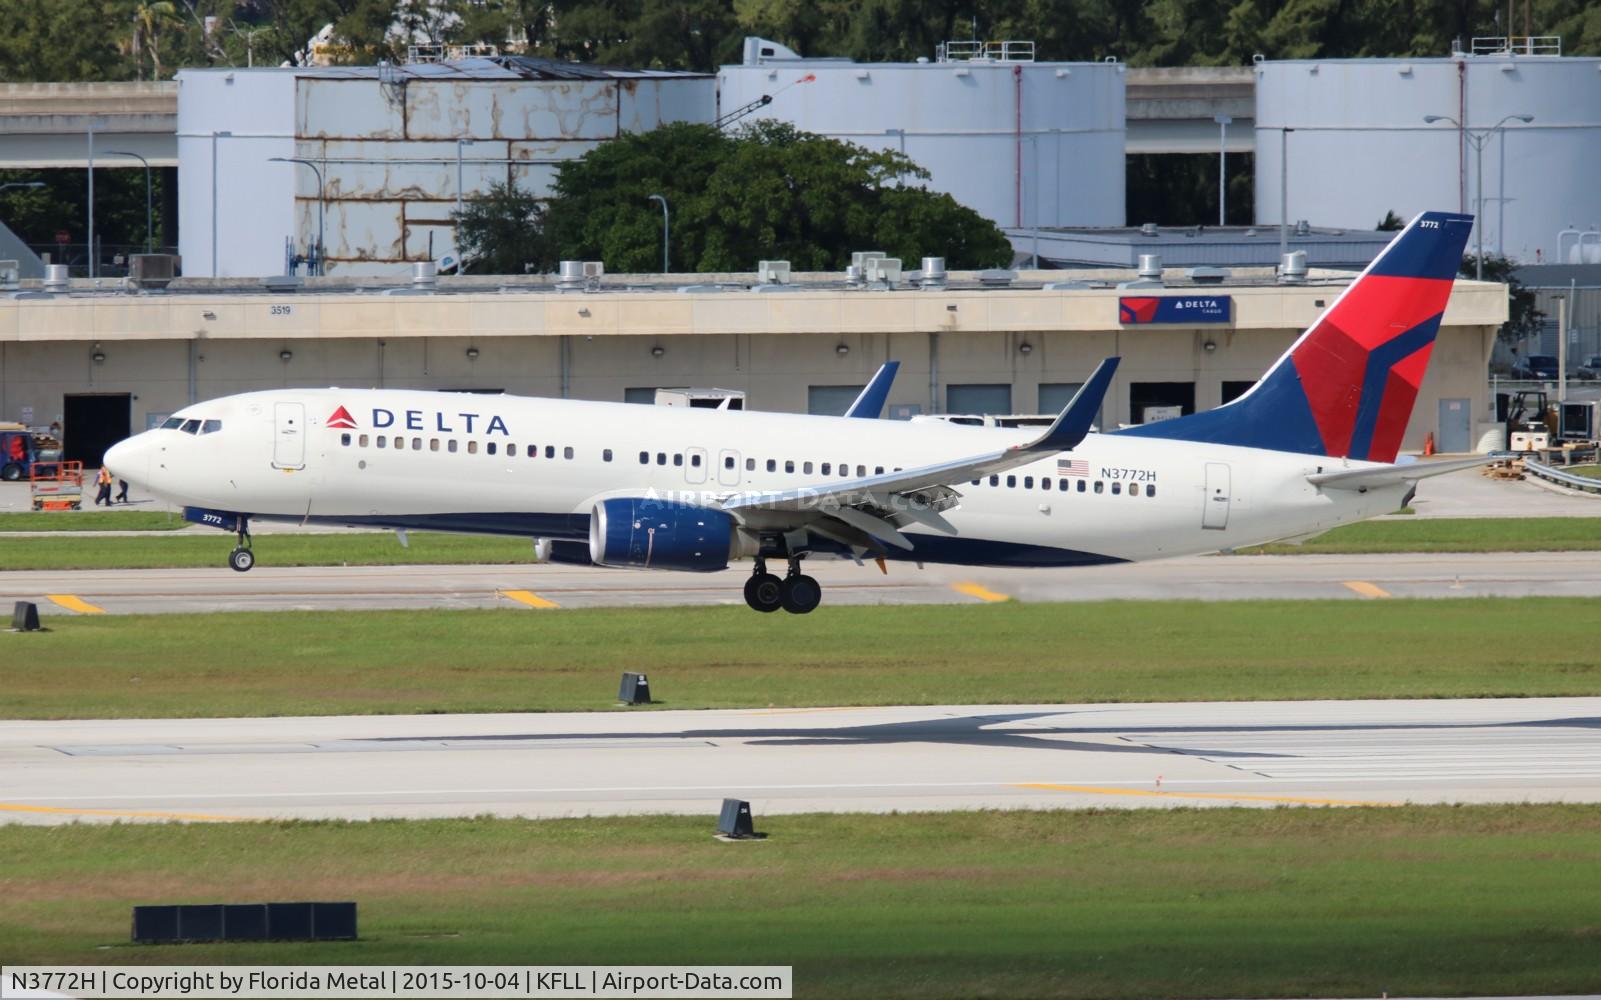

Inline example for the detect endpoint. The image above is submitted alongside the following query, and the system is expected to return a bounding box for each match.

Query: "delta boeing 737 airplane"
[106,211,1481,614]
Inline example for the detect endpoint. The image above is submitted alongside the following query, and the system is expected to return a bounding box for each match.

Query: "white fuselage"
[112,388,1408,568]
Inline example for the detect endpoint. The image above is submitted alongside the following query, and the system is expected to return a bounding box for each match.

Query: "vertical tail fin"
[1118,211,1475,462]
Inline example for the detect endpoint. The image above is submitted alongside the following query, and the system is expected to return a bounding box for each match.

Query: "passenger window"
[639,451,649,464]
[1023,476,1033,488]
[393,437,404,450]
[875,466,884,475]
[1130,482,1140,496]
[746,458,755,471]
[657,453,667,465]
[359,434,369,447]
[1147,484,1157,498]
[604,449,613,462]
[857,465,867,477]
[527,445,537,458]
[674,454,684,467]
[823,463,832,475]
[803,461,813,474]
[507,443,516,456]
[201,419,222,435]
[692,454,702,467]
[448,439,458,453]
[1059,478,1069,491]
[766,459,777,472]
[564,447,574,460]
[1094,481,1103,494]
[468,441,478,454]
[1077,480,1086,493]
[971,479,980,486]
[547,446,556,459]
[1006,475,1016,488]
[430,439,439,452]
[341,433,351,447]
[414,438,423,450]
[1041,478,1051,491]
[487,442,496,455]
[377,435,387,448]
[989,475,999,486]
[784,460,795,473]
[1111,481,1121,495]
[725,456,735,469]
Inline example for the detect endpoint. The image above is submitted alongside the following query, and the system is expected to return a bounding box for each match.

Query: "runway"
[3,698,1599,825]
[5,550,1601,615]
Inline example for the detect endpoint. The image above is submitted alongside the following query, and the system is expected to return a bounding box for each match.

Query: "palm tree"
[131,0,179,80]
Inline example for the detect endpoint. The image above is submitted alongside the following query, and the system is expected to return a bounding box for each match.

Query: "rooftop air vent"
[42,264,69,293]
[864,257,901,288]
[757,260,791,284]
[1279,250,1308,284]
[1139,222,1159,237]
[844,265,865,288]
[126,254,179,291]
[262,274,304,294]
[919,256,947,290]
[1137,253,1163,281]
[1187,266,1230,284]
[977,268,1016,287]
[0,260,18,291]
[411,261,438,291]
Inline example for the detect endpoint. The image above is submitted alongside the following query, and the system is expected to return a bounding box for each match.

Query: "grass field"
[2,516,1599,566]
[4,806,1601,998]
[1570,464,1601,480]
[1242,516,1601,554]
[0,531,532,569]
[0,510,185,532]
[5,599,1599,719]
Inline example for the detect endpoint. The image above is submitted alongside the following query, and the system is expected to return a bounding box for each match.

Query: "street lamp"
[105,151,153,254]
[1422,113,1534,280]
[455,138,476,273]
[647,193,669,273]
[1214,115,1232,226]
[268,156,325,276]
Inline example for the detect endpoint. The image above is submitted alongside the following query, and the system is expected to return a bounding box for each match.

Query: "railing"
[1524,456,1601,494]
[1471,35,1561,56]
[936,39,1036,63]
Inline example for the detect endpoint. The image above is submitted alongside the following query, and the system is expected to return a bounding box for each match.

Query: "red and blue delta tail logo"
[1119,211,1475,463]
[327,405,357,429]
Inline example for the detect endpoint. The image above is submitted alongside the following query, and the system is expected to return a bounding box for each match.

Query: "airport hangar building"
[0,264,1505,468]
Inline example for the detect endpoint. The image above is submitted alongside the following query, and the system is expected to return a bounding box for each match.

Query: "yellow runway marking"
[1342,580,1392,599]
[45,594,105,614]
[0,802,247,822]
[1014,782,1397,808]
[951,582,1011,603]
[501,589,560,609]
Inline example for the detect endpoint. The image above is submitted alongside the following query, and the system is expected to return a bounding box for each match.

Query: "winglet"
[845,361,900,418]
[1022,357,1118,453]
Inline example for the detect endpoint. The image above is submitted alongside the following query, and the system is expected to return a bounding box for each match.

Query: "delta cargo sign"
[1118,295,1232,325]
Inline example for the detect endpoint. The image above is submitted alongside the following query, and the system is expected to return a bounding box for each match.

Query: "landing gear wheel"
[744,573,783,613]
[228,547,255,573]
[780,573,822,615]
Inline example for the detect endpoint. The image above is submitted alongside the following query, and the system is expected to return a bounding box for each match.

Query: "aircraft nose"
[103,433,151,488]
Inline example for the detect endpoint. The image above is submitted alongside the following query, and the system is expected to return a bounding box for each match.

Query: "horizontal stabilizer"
[1307,455,1492,491]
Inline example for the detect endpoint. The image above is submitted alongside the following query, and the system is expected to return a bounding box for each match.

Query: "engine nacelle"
[533,538,594,566]
[589,498,746,572]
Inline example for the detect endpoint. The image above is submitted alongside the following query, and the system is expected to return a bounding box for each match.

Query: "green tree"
[452,180,553,274]
[131,0,183,79]
[0,0,134,81]
[1463,253,1544,347]
[542,120,1013,273]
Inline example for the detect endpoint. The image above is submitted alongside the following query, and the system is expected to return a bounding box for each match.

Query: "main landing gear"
[228,522,254,572]
[743,557,821,615]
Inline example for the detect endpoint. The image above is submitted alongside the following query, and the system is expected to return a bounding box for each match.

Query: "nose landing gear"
[228,522,254,572]
[743,555,820,614]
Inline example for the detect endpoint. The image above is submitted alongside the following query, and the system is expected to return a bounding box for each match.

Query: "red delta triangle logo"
[1119,297,1160,324]
[327,405,358,429]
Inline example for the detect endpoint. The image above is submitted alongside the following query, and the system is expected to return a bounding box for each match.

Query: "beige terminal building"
[0,265,1505,467]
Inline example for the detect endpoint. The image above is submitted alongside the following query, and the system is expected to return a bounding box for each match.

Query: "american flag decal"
[1057,458,1089,477]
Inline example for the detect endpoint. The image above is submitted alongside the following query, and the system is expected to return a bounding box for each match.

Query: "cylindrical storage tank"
[718,55,1125,229]
[1255,55,1601,265]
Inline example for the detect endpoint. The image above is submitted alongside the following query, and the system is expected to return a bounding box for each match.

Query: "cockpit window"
[180,419,201,434]
[161,417,184,430]
[200,419,222,435]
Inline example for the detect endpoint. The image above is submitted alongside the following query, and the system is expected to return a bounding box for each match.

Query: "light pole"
[105,151,153,254]
[268,156,325,275]
[1423,113,1534,280]
[455,138,475,273]
[1278,126,1293,259]
[647,193,669,273]
[1214,114,1232,227]
[210,129,230,277]
[86,122,96,278]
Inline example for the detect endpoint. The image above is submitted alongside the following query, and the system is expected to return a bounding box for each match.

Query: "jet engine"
[534,538,594,566]
[588,498,753,572]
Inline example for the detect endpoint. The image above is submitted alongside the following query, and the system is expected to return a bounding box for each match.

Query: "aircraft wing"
[1306,455,1492,491]
[843,361,900,418]
[719,358,1118,550]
